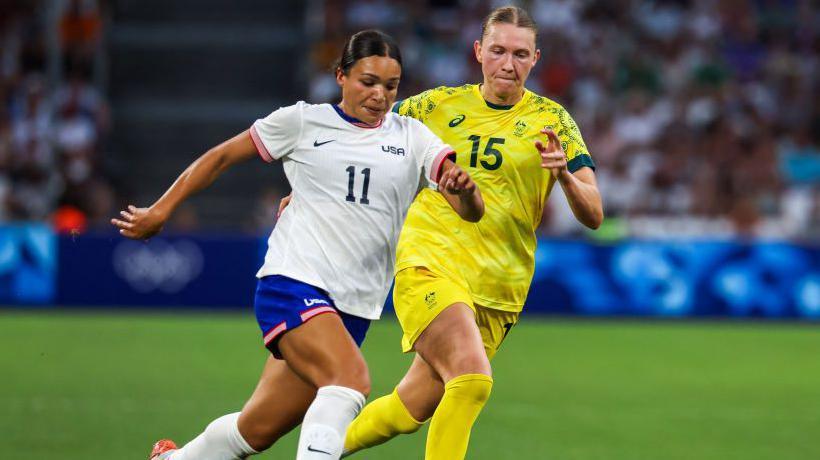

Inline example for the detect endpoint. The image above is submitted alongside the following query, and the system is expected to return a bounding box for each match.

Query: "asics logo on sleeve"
[448,114,466,127]
[307,445,332,455]
[314,139,335,147]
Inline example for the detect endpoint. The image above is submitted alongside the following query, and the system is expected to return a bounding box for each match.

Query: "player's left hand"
[535,128,568,178]
[110,205,166,240]
[440,163,476,195]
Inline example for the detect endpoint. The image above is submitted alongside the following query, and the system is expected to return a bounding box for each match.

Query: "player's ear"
[533,48,541,66]
[335,67,345,87]
[473,40,482,63]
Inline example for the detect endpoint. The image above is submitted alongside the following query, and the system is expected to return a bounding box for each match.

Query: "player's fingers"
[118,228,140,239]
[111,218,134,230]
[546,130,562,150]
[534,139,547,152]
[456,172,470,189]
[120,210,134,220]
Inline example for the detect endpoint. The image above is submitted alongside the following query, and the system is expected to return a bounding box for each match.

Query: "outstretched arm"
[111,130,260,239]
[536,129,603,229]
[438,159,484,223]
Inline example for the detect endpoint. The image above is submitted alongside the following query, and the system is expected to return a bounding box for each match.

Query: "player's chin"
[361,106,386,122]
[492,77,519,92]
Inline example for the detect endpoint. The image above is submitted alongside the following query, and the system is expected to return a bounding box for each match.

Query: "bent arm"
[438,159,484,223]
[111,130,260,239]
[556,166,603,229]
[151,130,259,218]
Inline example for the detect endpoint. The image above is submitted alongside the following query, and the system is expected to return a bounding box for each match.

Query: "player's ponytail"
[335,29,402,75]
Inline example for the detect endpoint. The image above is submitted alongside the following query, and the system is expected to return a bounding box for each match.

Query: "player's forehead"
[483,23,536,52]
[348,55,401,81]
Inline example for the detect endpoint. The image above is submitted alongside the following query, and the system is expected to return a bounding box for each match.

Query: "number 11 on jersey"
[346,165,371,205]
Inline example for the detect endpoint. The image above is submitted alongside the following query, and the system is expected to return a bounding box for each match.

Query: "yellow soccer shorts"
[393,267,519,359]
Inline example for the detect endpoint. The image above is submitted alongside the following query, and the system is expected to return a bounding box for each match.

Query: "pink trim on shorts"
[263,321,287,346]
[300,305,338,322]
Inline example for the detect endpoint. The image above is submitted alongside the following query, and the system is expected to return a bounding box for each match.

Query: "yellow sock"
[343,388,424,456]
[425,373,493,460]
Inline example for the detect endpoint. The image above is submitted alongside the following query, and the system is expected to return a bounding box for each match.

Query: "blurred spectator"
[309,0,819,239]
[1,1,114,229]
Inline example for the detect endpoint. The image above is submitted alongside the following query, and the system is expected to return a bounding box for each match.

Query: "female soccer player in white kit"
[111,30,483,460]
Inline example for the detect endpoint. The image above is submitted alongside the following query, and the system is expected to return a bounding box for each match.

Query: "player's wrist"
[555,168,572,183]
[148,203,173,223]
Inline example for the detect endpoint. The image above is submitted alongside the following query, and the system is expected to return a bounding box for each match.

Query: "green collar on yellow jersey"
[474,84,528,110]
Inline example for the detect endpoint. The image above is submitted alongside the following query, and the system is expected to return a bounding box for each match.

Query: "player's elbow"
[583,209,603,230]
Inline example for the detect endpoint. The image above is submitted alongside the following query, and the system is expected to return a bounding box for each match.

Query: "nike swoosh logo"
[314,139,335,147]
[448,115,466,127]
[307,445,332,455]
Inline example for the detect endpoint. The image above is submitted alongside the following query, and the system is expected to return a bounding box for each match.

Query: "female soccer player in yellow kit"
[341,6,603,459]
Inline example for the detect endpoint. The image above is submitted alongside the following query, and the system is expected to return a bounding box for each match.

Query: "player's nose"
[371,86,386,103]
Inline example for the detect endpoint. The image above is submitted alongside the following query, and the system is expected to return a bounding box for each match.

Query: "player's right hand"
[110,205,166,240]
[440,163,476,195]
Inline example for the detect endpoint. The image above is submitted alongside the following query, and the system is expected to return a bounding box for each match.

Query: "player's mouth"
[362,106,385,117]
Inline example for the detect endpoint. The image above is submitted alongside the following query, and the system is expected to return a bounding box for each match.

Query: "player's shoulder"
[524,89,569,116]
[423,84,475,100]
[523,90,585,131]
[398,84,477,117]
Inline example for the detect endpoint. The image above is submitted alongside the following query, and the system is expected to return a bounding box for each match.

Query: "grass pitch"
[1,311,818,459]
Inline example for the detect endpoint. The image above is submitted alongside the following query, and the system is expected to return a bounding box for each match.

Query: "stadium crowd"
[0,0,113,232]
[1,0,818,240]
[309,0,820,239]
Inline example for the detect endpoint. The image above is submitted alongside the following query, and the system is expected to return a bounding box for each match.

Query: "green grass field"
[1,311,818,459]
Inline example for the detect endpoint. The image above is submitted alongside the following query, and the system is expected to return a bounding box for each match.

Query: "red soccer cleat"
[149,439,178,459]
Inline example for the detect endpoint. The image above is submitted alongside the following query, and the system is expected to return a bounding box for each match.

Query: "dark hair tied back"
[335,29,402,75]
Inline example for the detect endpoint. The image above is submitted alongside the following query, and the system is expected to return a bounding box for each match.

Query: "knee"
[344,362,371,397]
[318,357,371,397]
[441,351,491,382]
[446,373,493,405]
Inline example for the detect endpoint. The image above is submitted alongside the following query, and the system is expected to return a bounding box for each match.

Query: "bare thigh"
[413,302,491,383]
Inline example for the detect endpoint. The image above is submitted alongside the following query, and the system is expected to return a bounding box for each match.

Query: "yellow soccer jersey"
[394,84,594,312]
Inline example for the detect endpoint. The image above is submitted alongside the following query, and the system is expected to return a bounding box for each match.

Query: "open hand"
[535,128,568,178]
[110,205,166,240]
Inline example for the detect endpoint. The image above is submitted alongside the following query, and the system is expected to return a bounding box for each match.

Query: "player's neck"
[479,83,524,107]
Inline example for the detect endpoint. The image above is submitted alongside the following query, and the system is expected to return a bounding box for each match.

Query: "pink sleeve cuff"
[249,125,274,163]
[430,147,455,183]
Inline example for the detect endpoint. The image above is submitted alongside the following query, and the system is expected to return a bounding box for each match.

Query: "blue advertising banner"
[529,240,820,318]
[56,232,259,308]
[0,224,56,305]
[2,225,818,318]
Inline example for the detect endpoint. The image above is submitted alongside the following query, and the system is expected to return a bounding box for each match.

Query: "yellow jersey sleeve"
[539,99,595,173]
[394,86,452,123]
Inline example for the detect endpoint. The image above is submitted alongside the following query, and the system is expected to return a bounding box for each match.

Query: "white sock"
[168,412,258,460]
[296,386,366,460]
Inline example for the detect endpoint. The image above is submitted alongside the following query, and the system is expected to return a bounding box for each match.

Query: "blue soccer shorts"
[254,275,371,359]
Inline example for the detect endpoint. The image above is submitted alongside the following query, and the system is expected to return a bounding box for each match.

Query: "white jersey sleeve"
[250,101,305,162]
[408,118,454,190]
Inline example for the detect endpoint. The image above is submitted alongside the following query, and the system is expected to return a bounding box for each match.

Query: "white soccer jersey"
[250,102,453,320]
